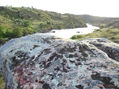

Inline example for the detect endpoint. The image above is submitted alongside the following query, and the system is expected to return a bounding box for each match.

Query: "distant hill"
[79,15,119,26]
[105,20,119,28]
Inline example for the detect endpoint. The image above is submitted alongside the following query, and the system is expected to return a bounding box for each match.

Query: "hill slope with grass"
[0,6,86,44]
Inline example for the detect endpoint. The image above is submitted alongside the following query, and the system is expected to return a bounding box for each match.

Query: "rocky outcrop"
[0,33,119,89]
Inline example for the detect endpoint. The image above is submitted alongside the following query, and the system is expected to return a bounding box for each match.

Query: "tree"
[12,28,23,38]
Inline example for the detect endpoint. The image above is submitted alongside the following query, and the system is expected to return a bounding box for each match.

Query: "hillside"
[79,15,119,26]
[0,6,86,44]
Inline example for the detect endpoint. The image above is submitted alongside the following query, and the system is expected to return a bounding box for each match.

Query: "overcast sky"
[0,0,119,17]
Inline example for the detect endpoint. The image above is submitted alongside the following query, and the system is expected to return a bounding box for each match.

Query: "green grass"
[71,28,119,43]
[0,72,5,89]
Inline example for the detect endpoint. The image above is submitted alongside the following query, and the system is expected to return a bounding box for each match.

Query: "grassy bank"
[71,28,119,43]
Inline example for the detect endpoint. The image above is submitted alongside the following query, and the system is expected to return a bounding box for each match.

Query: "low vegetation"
[0,72,5,89]
[71,28,119,43]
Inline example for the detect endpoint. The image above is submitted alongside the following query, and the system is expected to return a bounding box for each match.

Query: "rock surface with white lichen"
[0,33,119,89]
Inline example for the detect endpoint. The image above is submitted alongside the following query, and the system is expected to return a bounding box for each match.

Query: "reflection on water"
[48,24,99,39]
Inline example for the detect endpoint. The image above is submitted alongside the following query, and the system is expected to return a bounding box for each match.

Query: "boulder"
[0,33,119,89]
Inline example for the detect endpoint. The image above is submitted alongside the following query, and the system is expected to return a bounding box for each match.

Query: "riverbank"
[71,28,119,43]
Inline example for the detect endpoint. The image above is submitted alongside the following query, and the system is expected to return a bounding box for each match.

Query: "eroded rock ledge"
[0,33,119,89]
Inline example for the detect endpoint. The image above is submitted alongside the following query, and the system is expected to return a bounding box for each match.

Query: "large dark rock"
[0,33,119,89]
